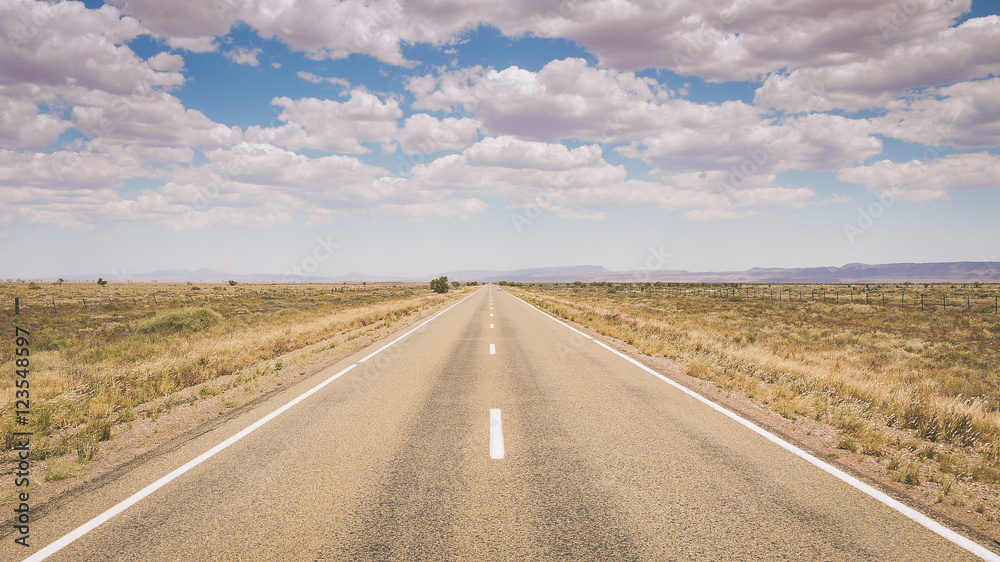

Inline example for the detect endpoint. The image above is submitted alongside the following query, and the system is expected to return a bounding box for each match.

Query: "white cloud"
[147,52,186,72]
[398,114,480,154]
[113,0,242,47]
[406,136,730,215]
[494,0,970,81]
[0,96,72,149]
[0,0,184,96]
[163,142,489,226]
[69,89,242,157]
[872,77,1000,149]
[408,58,670,142]
[409,60,881,190]
[224,47,263,66]
[836,152,1000,201]
[755,15,1000,112]
[108,0,980,88]
[296,71,350,89]
[633,104,881,192]
[246,91,402,153]
[166,36,218,53]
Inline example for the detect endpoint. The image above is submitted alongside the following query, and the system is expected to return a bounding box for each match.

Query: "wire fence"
[557,282,1000,314]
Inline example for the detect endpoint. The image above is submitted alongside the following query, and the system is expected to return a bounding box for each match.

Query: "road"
[5,285,995,560]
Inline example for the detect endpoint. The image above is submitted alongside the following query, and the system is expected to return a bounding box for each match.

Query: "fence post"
[52,298,57,313]
[14,297,19,315]
[82,297,87,309]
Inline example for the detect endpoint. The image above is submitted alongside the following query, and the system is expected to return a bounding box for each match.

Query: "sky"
[1,0,999,280]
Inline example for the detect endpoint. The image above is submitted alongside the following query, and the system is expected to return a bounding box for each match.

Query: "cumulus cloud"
[405,136,728,215]
[0,0,184,96]
[836,152,1000,201]
[0,96,72,149]
[224,47,263,66]
[70,89,242,157]
[398,114,481,154]
[246,91,402,153]
[872,77,1000,149]
[408,58,670,142]
[755,15,1000,113]
[296,72,351,88]
[108,0,979,87]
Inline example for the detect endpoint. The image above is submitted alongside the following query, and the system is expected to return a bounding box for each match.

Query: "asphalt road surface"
[5,285,997,560]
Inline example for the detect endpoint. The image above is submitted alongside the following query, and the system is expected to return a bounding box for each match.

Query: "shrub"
[430,276,449,293]
[137,307,222,334]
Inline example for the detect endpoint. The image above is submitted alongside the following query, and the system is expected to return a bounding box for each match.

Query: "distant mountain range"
[39,262,1000,284]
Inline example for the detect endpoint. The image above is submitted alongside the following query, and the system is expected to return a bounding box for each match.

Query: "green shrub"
[137,307,222,334]
[430,276,449,293]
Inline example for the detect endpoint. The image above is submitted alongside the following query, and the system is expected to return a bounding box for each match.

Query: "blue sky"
[1,0,999,279]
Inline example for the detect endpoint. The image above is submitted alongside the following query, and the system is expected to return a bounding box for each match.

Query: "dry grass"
[0,281,454,468]
[508,282,1000,504]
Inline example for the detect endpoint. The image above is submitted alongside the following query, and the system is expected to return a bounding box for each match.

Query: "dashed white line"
[489,343,496,355]
[490,324,494,329]
[490,408,505,459]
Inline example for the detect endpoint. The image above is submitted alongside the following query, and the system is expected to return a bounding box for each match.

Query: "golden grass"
[0,281,454,465]
[508,283,1000,487]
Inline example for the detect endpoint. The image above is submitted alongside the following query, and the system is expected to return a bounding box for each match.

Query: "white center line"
[490,313,493,316]
[490,323,494,328]
[490,408,505,459]
[489,343,496,354]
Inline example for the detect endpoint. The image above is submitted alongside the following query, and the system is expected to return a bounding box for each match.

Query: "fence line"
[571,283,1000,314]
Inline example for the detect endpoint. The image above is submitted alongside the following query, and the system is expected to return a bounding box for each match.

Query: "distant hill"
[43,261,1000,284]
[446,262,1000,283]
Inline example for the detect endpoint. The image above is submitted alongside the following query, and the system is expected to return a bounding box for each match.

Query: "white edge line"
[590,339,999,561]
[504,292,592,340]
[508,289,997,561]
[23,363,358,562]
[359,287,482,363]
[25,287,489,562]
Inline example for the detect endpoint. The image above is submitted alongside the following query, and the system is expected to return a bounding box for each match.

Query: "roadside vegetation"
[0,282,457,475]
[508,281,1000,530]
